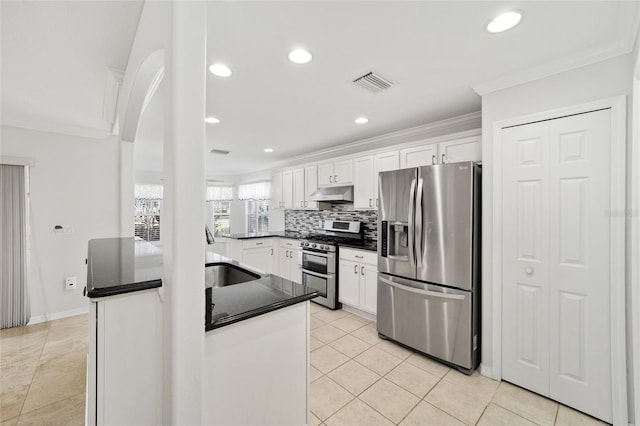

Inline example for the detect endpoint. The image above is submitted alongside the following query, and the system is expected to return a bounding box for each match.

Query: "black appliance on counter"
[298,220,363,310]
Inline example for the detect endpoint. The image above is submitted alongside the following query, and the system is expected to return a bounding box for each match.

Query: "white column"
[163,1,206,424]
[119,140,134,237]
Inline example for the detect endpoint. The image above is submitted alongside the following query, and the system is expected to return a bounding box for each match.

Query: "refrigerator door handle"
[408,178,417,267]
[415,177,424,267]
[379,276,466,300]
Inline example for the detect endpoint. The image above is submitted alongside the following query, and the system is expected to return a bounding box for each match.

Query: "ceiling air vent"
[209,149,230,155]
[352,71,394,93]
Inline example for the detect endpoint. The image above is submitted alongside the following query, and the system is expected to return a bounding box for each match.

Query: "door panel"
[374,151,400,209]
[502,121,550,396]
[377,273,473,369]
[417,163,474,290]
[282,170,293,209]
[400,144,437,168]
[360,263,377,314]
[353,156,374,210]
[547,110,611,422]
[293,168,305,209]
[440,137,481,164]
[377,168,417,279]
[502,109,613,423]
[338,259,359,306]
[304,166,319,210]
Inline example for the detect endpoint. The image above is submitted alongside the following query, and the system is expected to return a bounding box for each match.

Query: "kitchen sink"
[205,262,260,287]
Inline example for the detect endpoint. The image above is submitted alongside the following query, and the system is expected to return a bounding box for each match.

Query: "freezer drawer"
[377,273,477,371]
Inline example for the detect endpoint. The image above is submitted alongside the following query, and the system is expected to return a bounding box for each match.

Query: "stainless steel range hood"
[309,186,354,203]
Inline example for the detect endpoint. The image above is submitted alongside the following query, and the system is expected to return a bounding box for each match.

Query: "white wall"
[0,125,121,321]
[480,53,635,420]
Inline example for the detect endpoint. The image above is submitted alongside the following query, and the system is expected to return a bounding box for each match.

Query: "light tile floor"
[309,303,607,426]
[0,314,87,426]
[0,307,608,426]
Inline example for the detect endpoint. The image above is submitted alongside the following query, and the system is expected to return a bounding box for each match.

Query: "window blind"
[238,181,271,200]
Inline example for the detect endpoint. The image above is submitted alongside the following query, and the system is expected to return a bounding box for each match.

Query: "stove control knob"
[303,242,308,247]
[325,245,330,250]
[311,243,317,248]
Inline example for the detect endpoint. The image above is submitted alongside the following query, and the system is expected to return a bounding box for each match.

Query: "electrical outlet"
[65,276,77,290]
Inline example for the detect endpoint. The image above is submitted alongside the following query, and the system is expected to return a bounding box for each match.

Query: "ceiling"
[2,1,638,177]
[0,1,144,137]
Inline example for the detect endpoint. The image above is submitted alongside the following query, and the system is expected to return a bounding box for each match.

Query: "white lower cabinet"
[88,289,163,425]
[225,238,276,274]
[204,302,309,425]
[338,248,377,315]
[279,238,301,283]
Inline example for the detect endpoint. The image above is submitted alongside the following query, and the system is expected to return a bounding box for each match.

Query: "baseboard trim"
[480,364,500,381]
[28,306,89,325]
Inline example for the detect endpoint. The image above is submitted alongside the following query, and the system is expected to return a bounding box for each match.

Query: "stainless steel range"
[299,220,363,310]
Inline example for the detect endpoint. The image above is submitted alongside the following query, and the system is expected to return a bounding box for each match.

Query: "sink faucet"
[205,224,215,245]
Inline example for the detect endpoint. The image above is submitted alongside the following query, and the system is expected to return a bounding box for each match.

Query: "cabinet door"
[279,247,291,281]
[338,259,360,307]
[439,137,481,164]
[282,170,294,209]
[293,168,305,209]
[304,166,319,210]
[400,144,438,168]
[289,249,301,283]
[318,163,334,187]
[359,262,378,314]
[334,159,353,184]
[271,173,283,209]
[353,156,375,210]
[374,151,399,209]
[244,247,273,274]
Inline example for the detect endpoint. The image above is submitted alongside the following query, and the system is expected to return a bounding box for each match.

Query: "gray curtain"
[0,164,30,328]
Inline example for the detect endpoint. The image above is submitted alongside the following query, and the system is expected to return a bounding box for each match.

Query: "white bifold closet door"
[502,108,612,422]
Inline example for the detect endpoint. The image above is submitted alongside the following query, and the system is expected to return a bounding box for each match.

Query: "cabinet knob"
[525,267,534,276]
[354,265,358,274]
[270,248,273,255]
[334,175,338,182]
[441,154,446,164]
[361,266,365,275]
[368,198,372,207]
[431,155,436,165]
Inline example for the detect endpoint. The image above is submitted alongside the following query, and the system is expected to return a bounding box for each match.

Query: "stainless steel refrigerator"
[377,161,481,372]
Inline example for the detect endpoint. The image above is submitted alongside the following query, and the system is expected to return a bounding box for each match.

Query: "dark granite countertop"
[338,240,378,252]
[86,238,163,298]
[221,231,305,240]
[204,252,319,331]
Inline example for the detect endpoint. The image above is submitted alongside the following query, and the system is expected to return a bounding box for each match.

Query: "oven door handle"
[301,250,334,260]
[301,269,333,279]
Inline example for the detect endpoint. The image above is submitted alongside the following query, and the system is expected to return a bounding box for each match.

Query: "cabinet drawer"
[242,238,273,249]
[339,248,377,265]
[279,238,299,249]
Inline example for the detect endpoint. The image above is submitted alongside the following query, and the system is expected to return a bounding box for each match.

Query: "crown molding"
[1,119,112,140]
[209,111,481,180]
[272,111,481,169]
[472,40,633,96]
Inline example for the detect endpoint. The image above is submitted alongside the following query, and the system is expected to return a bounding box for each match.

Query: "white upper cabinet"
[282,170,294,209]
[400,136,481,168]
[304,166,319,210]
[439,136,481,164]
[400,144,438,168]
[271,172,283,209]
[318,160,353,187]
[353,150,399,210]
[353,156,375,210]
[374,151,400,208]
[292,166,320,210]
[293,168,305,209]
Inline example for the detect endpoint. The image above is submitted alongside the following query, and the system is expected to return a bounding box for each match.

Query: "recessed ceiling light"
[205,116,220,124]
[264,148,274,153]
[209,63,232,77]
[486,10,523,33]
[288,49,312,64]
[354,117,369,124]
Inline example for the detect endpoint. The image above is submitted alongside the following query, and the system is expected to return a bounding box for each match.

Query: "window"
[247,199,269,234]
[134,184,163,242]
[238,182,271,234]
[210,200,231,237]
[206,186,233,237]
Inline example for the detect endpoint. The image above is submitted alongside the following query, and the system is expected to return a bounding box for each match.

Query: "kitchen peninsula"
[85,237,318,425]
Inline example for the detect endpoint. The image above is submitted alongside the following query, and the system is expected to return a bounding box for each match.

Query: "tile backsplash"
[285,204,378,240]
